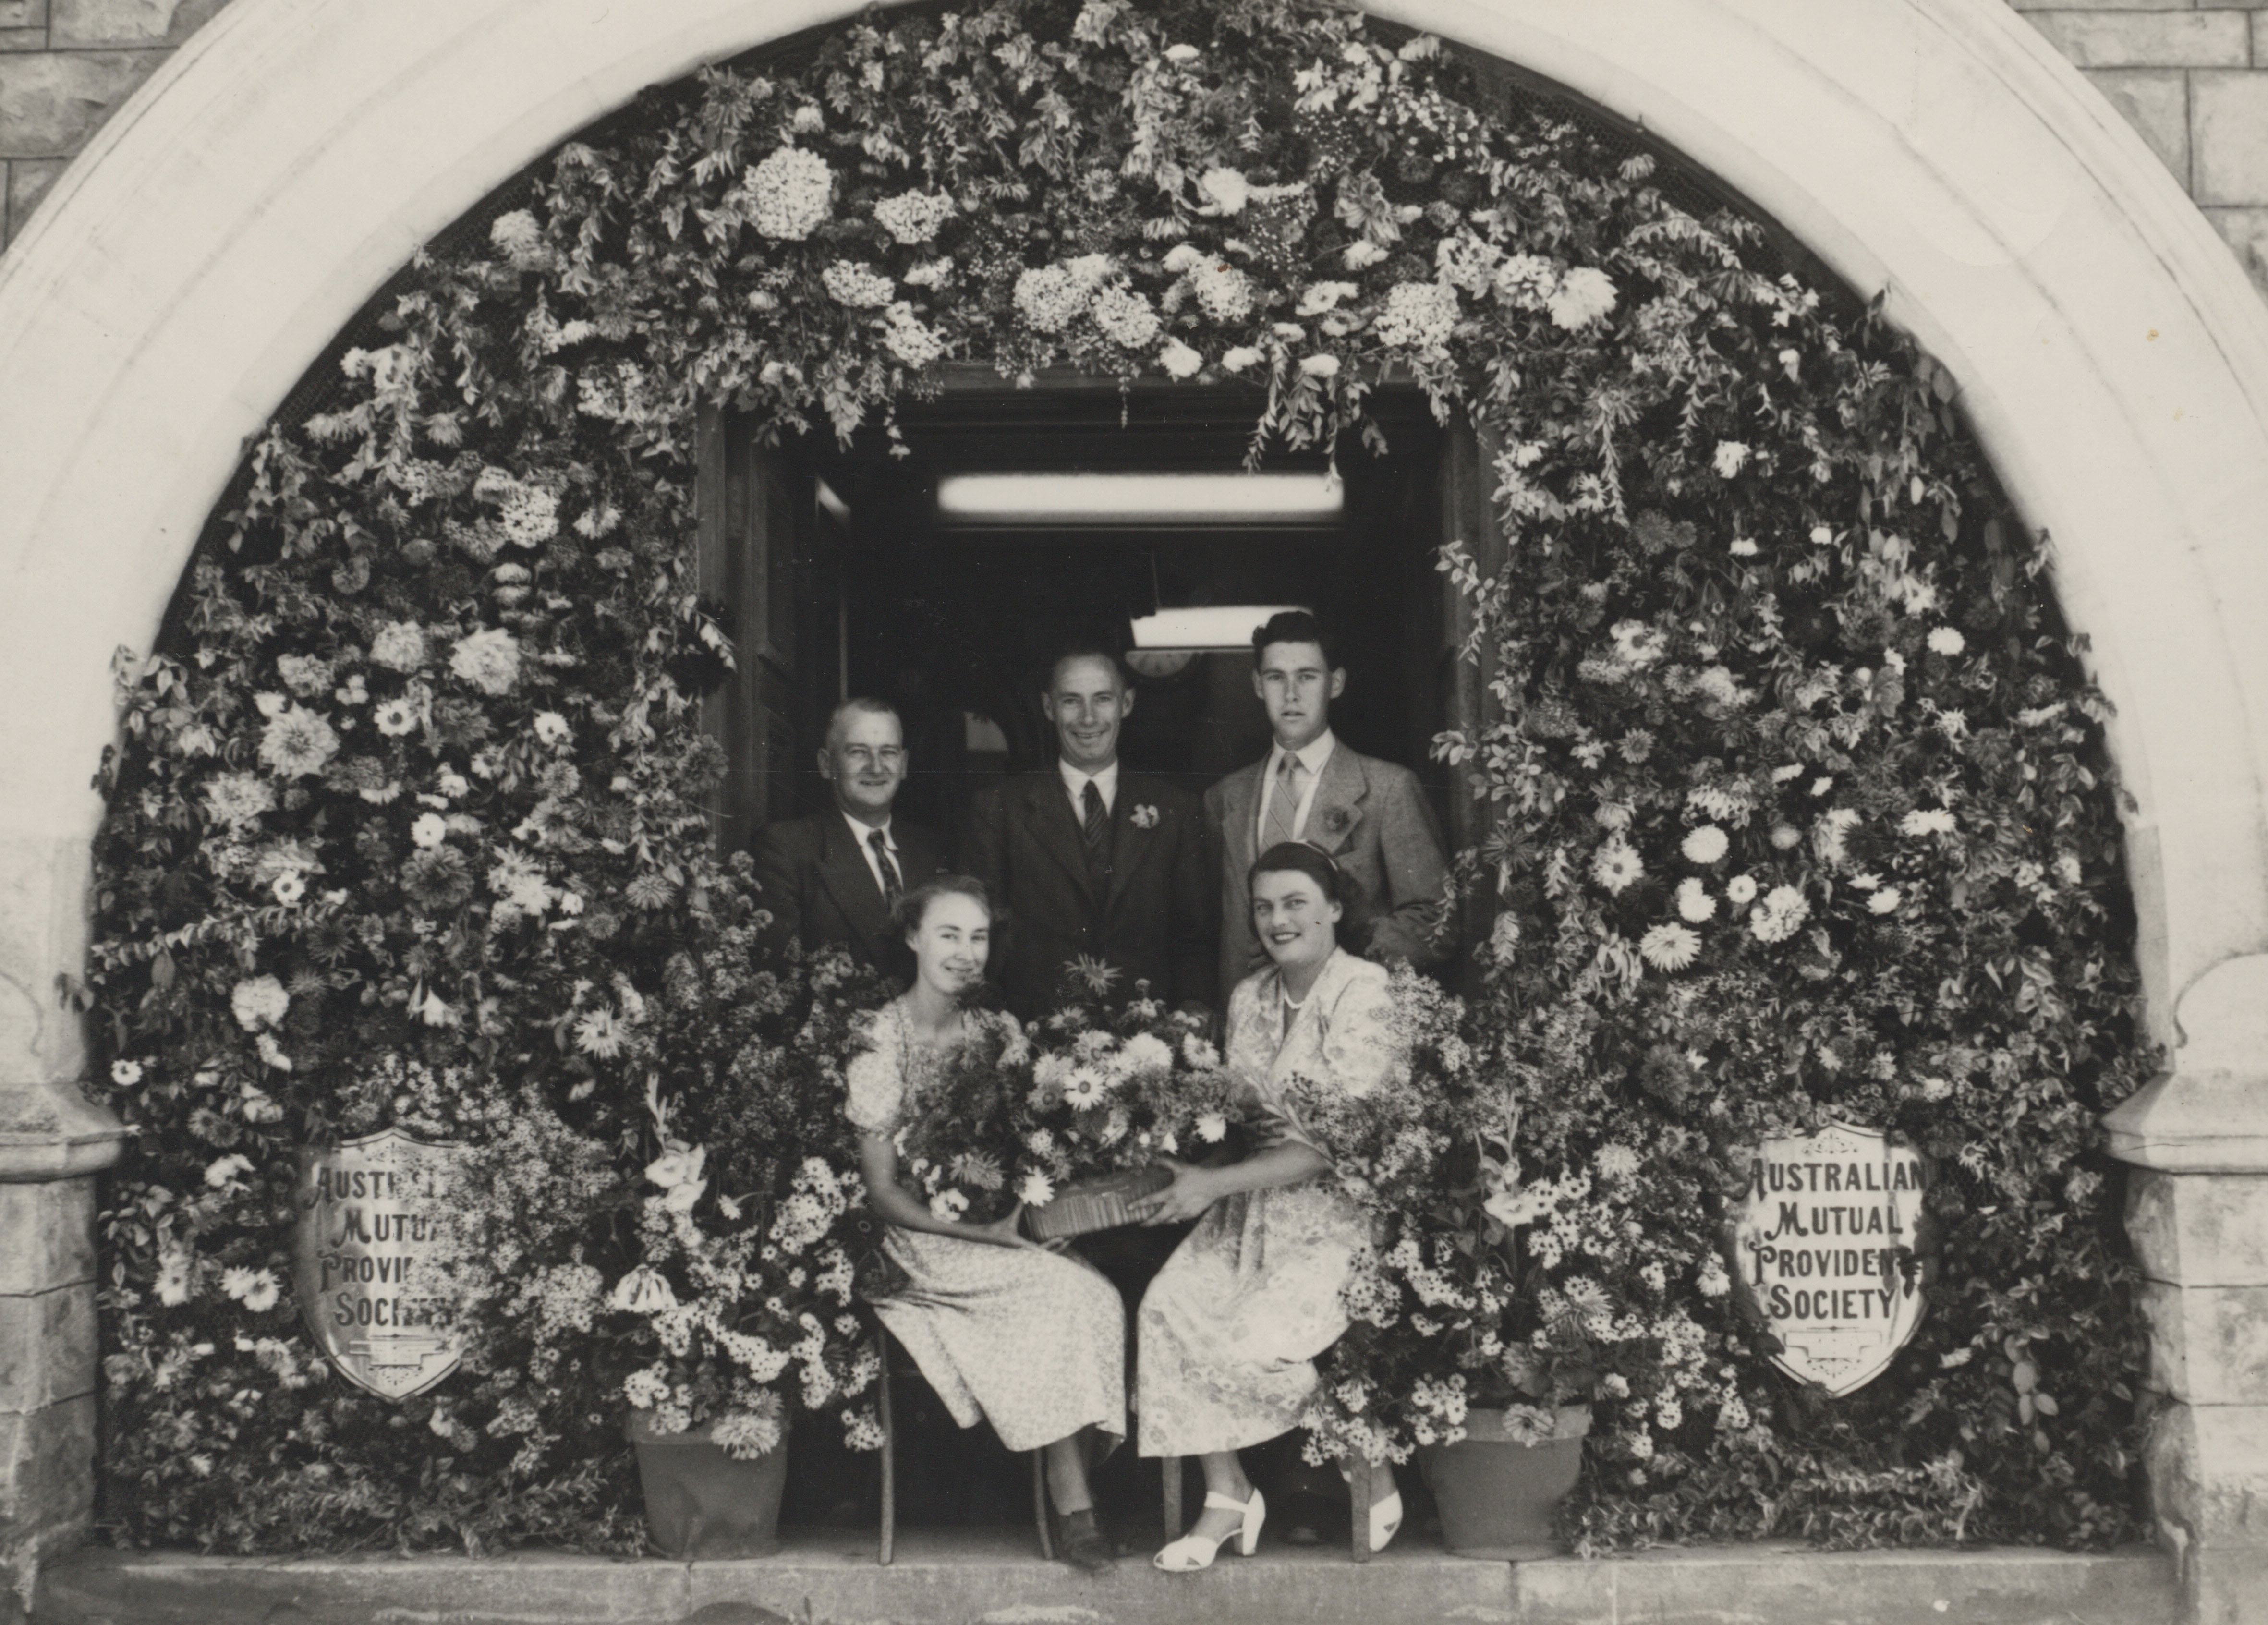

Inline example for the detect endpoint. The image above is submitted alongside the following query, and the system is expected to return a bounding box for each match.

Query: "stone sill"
[36,1529,2176,1625]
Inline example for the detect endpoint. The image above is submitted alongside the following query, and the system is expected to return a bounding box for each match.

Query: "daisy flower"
[1638,923,1701,971]
[1590,841,1644,895]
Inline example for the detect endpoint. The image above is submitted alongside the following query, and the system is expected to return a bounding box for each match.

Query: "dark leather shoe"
[1058,1508,1116,1574]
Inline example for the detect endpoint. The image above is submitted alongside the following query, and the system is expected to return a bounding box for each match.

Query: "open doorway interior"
[709,376,1466,850]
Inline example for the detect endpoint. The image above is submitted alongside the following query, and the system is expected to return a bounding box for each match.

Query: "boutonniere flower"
[1130,803,1160,829]
[1319,806,1352,836]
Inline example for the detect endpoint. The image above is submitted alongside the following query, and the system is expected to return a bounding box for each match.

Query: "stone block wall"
[5,0,2268,297]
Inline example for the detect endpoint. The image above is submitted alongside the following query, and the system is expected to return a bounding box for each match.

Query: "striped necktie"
[1262,752,1304,852]
[1081,780,1110,882]
[868,828,902,910]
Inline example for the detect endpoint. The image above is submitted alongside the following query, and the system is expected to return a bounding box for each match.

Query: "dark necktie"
[1081,780,1111,883]
[868,828,902,910]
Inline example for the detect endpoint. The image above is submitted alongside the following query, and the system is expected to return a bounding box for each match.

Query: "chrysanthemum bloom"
[201,770,276,829]
[275,654,332,697]
[1548,265,1618,329]
[488,209,547,269]
[230,975,289,1031]
[1674,877,1716,923]
[533,711,571,747]
[1899,807,1957,837]
[1299,352,1341,378]
[1770,823,1802,850]
[1196,166,1249,214]
[1639,923,1701,971]
[1712,440,1749,477]
[1017,1170,1055,1208]
[1591,840,1644,894]
[257,706,339,779]
[1868,887,1903,914]
[1927,626,1966,656]
[1748,885,1810,944]
[1680,825,1728,864]
[1158,338,1204,378]
[449,627,522,695]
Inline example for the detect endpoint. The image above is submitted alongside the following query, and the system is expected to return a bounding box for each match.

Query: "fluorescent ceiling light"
[1130,606,1307,651]
[815,479,851,521]
[935,471,1341,525]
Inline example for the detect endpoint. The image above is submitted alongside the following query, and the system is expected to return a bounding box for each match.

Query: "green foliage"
[81,0,2147,1552]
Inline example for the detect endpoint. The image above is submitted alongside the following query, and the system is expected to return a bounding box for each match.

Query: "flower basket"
[624,1408,791,1559]
[1417,1405,1591,1560]
[1021,1164,1173,1240]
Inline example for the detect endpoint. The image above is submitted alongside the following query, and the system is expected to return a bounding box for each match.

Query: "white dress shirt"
[1255,729,1335,844]
[841,809,899,895]
[1058,759,1120,817]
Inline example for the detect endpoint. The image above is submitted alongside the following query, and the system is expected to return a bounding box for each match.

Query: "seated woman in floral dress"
[847,874,1123,1572]
[1129,842,1411,1570]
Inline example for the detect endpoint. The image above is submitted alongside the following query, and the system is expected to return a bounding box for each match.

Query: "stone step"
[35,1530,2176,1625]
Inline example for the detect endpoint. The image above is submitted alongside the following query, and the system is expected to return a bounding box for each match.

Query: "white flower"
[373,698,418,737]
[902,257,953,289]
[1729,536,1758,557]
[410,812,449,849]
[1900,807,1957,837]
[822,260,895,309]
[609,1266,679,1314]
[1220,345,1264,373]
[1918,1075,1955,1103]
[743,146,833,241]
[1809,524,1834,546]
[1298,353,1340,379]
[1639,923,1701,971]
[1770,823,1802,850]
[533,711,572,747]
[1928,626,1966,656]
[1017,1171,1055,1208]
[257,706,339,779]
[1195,1111,1228,1144]
[574,1008,624,1058]
[201,771,276,830]
[1295,281,1358,316]
[254,1033,292,1071]
[1196,167,1249,215]
[1547,266,1618,329]
[1680,826,1728,865]
[883,303,945,368]
[1014,265,1086,333]
[449,627,522,695]
[1725,873,1758,907]
[1868,887,1903,914]
[111,1059,144,1087]
[871,189,956,245]
[1372,280,1461,353]
[2055,850,2084,886]
[1810,776,1834,798]
[205,1153,254,1188]
[790,103,825,134]
[223,1267,280,1312]
[1189,260,1253,323]
[1062,1067,1107,1109]
[1712,440,1750,477]
[254,692,289,719]
[1158,339,1204,379]
[1697,1259,1731,1298]
[1674,877,1717,923]
[230,975,289,1032]
[1342,240,1390,270]
[1091,283,1161,349]
[1590,841,1643,895]
[270,872,305,905]
[1749,885,1810,944]
[1163,42,1200,64]
[927,1188,970,1222]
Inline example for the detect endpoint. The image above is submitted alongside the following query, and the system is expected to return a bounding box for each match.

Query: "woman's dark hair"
[1249,840,1345,907]
[892,873,994,935]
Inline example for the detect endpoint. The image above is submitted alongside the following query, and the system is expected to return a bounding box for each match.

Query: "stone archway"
[2,1,2264,1616]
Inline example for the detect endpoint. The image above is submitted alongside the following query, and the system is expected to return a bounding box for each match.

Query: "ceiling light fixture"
[1129,605,1307,652]
[934,471,1341,526]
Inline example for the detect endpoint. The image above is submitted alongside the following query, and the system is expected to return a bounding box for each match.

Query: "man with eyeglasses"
[751,696,947,983]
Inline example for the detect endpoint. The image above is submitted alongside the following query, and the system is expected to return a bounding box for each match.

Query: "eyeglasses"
[838,747,906,770]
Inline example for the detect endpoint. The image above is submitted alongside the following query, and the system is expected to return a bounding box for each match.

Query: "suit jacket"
[749,812,948,984]
[958,770,1216,1020]
[1204,741,1452,1009]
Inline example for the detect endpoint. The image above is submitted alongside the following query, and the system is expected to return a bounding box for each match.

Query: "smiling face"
[1250,865,1341,974]
[907,890,990,999]
[818,705,906,824]
[1043,654,1132,774]
[1253,638,1345,753]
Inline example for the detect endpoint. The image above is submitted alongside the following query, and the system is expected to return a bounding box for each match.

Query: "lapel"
[1022,772,1099,903]
[1302,742,1370,857]
[814,815,891,963]
[1104,774,1158,911]
[1221,759,1264,884]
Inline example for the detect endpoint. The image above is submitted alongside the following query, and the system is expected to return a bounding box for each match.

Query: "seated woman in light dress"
[847,875,1123,1573]
[1128,842,1410,1570]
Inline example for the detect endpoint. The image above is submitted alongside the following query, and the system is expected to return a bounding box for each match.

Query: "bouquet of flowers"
[851,1004,1036,1229]
[1014,959,1237,1236]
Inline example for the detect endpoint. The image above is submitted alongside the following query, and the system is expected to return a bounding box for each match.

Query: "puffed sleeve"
[843,1013,904,1135]
[1268,960,1409,1161]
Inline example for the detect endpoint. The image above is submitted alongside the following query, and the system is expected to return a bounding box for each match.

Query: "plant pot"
[623,1409,790,1559]
[1417,1404,1591,1559]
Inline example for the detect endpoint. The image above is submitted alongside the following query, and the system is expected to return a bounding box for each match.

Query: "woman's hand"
[1128,1156,1221,1226]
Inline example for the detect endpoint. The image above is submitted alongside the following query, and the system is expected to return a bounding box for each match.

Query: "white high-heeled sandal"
[1152,1487,1266,1571]
[1342,1461,1404,1553]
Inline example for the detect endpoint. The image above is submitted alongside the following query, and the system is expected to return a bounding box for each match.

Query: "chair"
[874,1323,1052,1564]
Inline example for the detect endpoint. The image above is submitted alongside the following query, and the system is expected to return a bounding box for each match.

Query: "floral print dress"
[1135,950,1404,1457]
[847,1003,1125,1455]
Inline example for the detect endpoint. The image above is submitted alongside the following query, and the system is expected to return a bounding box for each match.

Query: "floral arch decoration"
[82,0,2147,1555]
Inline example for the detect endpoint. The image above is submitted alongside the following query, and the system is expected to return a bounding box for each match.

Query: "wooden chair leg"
[877,1340,896,1566]
[1162,1454,1183,1538]
[1032,1450,1054,1560]
[1349,1453,1371,1564]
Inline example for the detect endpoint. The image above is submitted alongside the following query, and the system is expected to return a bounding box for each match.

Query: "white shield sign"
[1731,1119,1929,1396]
[291,1128,468,1400]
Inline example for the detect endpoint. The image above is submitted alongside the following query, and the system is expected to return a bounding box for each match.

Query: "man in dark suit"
[750,697,947,983]
[958,649,1215,1021]
[1205,610,1452,1008]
